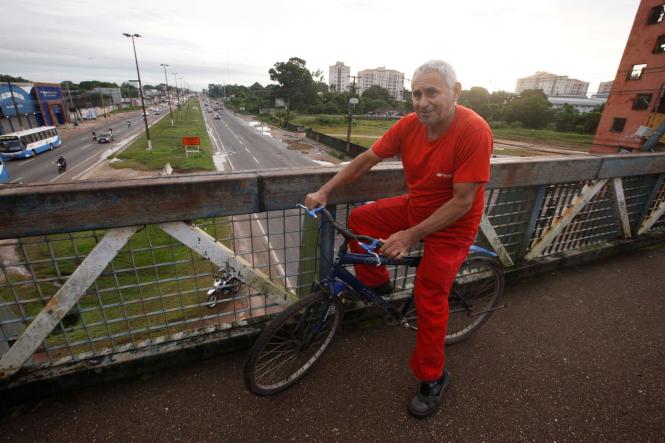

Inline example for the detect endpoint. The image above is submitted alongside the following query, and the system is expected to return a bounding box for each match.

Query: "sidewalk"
[1,242,664,441]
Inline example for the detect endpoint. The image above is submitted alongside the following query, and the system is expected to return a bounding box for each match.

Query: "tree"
[268,57,316,126]
[362,85,391,100]
[505,89,552,129]
[458,87,491,119]
[0,74,31,83]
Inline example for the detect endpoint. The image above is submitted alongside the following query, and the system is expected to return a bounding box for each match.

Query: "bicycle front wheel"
[244,291,343,395]
[446,255,504,344]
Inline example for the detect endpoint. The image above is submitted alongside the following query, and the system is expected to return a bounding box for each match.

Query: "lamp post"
[160,64,174,126]
[122,32,152,151]
[172,73,181,109]
[346,97,359,154]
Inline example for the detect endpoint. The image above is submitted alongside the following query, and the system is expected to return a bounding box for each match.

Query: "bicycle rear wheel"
[446,255,504,344]
[244,291,343,395]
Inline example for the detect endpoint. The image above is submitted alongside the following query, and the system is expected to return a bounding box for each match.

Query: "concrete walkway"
[1,243,664,441]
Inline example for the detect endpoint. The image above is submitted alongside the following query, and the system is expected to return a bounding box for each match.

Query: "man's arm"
[380,182,480,259]
[304,149,383,209]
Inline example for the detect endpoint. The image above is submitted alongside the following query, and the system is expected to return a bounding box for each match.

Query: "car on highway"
[214,113,221,119]
[96,132,114,143]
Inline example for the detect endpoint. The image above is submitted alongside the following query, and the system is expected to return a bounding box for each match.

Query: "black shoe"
[407,368,451,418]
[370,281,394,296]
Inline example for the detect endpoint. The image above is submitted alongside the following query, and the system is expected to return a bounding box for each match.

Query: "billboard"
[0,84,37,117]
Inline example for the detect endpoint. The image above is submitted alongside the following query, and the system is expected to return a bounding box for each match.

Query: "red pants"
[347,195,473,381]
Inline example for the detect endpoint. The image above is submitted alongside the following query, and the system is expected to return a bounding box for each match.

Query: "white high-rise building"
[357,67,405,101]
[328,62,350,93]
[515,71,589,97]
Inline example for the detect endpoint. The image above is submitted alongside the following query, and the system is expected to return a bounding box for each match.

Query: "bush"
[490,121,508,129]
[509,121,524,129]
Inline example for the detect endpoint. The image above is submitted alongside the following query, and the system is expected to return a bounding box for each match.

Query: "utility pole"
[123,33,152,151]
[98,89,107,118]
[161,63,174,126]
[172,73,181,109]
[346,76,358,154]
[6,80,24,130]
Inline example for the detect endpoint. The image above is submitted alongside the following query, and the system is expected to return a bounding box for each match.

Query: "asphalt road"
[4,110,164,185]
[202,103,318,292]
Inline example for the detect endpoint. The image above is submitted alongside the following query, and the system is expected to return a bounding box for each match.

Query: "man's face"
[411,71,460,128]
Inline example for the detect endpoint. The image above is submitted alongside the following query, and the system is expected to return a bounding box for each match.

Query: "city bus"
[0,126,62,160]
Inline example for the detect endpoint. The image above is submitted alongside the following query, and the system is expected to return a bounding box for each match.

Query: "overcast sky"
[2,0,639,94]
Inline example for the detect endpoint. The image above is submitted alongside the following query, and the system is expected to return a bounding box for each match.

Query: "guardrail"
[1,153,665,391]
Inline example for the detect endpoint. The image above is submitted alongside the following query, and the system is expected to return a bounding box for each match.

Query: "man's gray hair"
[413,60,457,89]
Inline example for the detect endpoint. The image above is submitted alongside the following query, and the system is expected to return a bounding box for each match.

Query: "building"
[515,72,589,97]
[328,62,350,93]
[592,1,665,152]
[548,96,606,113]
[597,81,614,96]
[358,67,405,101]
[0,82,70,135]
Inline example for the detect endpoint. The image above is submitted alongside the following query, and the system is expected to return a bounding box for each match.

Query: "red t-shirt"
[371,105,493,237]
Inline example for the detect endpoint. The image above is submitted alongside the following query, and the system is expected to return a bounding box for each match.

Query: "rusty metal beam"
[611,178,632,239]
[159,222,297,307]
[2,154,665,240]
[479,214,514,267]
[0,226,138,379]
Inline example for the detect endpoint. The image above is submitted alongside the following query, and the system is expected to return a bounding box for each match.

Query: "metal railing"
[1,153,665,387]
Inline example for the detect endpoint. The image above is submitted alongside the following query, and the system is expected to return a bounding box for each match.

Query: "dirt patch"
[79,160,161,180]
[0,240,31,283]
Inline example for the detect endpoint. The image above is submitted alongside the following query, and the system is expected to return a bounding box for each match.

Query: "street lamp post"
[123,32,152,151]
[172,73,181,109]
[346,97,359,154]
[160,63,174,126]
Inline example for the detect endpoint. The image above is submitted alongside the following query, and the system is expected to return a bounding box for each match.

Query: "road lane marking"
[252,156,259,164]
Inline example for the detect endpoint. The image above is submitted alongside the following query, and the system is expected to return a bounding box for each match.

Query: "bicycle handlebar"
[297,204,384,252]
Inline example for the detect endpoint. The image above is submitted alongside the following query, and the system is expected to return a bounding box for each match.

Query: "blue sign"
[0,84,37,117]
[34,85,64,101]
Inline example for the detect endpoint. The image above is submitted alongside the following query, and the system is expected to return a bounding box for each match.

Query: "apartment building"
[328,62,350,93]
[515,71,589,97]
[357,67,405,101]
[592,1,665,152]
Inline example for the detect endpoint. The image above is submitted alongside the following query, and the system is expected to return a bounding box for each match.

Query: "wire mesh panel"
[526,181,621,257]
[484,187,538,260]
[0,212,308,369]
[646,178,665,231]
[623,174,661,231]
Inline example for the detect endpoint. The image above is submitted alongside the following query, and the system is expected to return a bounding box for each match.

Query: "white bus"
[0,126,62,160]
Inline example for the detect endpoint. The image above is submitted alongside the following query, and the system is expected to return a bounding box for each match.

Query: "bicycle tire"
[244,291,343,395]
[399,254,504,344]
[446,254,504,344]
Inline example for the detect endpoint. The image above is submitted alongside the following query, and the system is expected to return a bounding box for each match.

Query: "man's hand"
[380,229,418,259]
[304,190,328,210]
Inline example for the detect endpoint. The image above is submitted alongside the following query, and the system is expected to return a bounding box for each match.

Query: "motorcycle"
[206,267,242,308]
[56,159,67,173]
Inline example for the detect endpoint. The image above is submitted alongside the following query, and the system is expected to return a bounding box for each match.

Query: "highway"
[4,109,164,184]
[202,102,318,295]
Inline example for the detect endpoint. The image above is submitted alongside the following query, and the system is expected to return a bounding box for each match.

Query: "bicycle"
[243,205,505,396]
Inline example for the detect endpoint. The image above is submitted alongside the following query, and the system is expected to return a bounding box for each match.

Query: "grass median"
[112,100,215,171]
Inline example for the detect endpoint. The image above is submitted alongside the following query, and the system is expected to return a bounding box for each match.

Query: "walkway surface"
[1,243,664,441]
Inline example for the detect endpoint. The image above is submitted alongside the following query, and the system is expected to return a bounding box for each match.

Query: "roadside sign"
[182,136,201,157]
[182,136,201,146]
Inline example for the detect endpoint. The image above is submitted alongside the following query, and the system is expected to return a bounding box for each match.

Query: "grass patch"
[112,100,215,171]
[492,127,594,148]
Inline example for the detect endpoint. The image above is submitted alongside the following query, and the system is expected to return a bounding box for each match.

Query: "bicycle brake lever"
[359,240,382,266]
[296,204,324,218]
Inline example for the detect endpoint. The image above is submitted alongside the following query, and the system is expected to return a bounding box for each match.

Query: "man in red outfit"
[304,60,492,418]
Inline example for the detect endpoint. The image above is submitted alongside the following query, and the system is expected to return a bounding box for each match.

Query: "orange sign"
[182,136,201,146]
